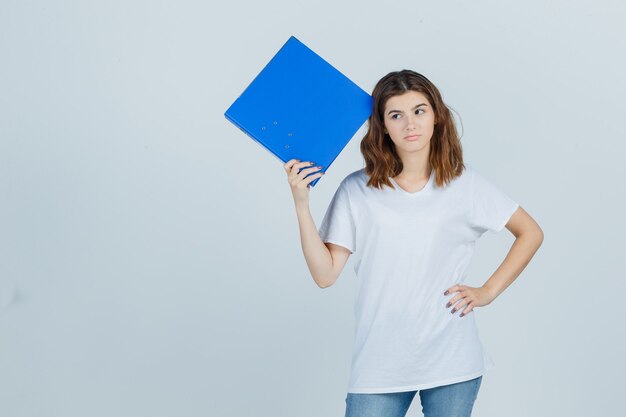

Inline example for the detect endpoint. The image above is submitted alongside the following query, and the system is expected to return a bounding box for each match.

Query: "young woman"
[283,69,543,417]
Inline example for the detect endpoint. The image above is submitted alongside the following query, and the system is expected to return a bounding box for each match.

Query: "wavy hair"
[360,69,465,190]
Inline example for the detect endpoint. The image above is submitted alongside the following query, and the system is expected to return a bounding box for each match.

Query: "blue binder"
[224,36,373,187]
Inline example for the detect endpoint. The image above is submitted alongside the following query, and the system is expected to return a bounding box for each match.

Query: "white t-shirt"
[318,163,519,394]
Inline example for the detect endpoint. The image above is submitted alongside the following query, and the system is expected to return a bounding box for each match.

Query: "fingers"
[450,296,470,314]
[283,158,301,172]
[296,166,324,188]
[445,285,470,316]
[284,159,324,180]
[298,165,323,180]
[444,285,463,304]
[443,284,462,296]
[459,302,474,317]
[283,159,325,198]
[446,292,466,310]
[303,170,325,188]
[284,159,315,171]
[284,159,312,175]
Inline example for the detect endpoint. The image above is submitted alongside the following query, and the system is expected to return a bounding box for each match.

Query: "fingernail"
[451,309,456,314]
[446,302,451,308]
[459,313,465,317]
[444,290,449,295]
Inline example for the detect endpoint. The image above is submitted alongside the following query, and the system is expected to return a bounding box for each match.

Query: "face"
[382,90,437,155]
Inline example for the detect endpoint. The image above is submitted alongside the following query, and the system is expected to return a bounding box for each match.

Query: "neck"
[396,149,431,180]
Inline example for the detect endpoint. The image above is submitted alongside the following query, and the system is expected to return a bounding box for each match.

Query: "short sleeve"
[318,180,356,254]
[470,166,519,235]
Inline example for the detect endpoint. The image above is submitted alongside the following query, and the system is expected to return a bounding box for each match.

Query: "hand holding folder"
[224,36,373,187]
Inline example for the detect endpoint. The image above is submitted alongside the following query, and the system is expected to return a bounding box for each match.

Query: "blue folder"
[224,36,373,187]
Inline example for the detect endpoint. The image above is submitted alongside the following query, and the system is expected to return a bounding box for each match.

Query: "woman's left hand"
[443,285,495,317]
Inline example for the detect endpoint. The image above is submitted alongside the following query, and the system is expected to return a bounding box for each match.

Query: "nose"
[405,114,418,130]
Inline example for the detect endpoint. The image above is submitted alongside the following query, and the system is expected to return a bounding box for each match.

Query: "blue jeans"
[344,376,482,417]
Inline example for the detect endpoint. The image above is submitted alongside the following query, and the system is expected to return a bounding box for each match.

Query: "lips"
[404,134,421,140]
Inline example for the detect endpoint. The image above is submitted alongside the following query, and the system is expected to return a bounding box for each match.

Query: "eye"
[390,109,425,120]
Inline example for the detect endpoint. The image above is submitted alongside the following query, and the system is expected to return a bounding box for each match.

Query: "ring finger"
[451,297,470,314]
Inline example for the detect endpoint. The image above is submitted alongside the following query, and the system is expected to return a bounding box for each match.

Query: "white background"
[1,0,624,416]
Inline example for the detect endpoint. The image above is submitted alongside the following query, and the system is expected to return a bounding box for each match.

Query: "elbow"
[514,226,543,250]
[317,281,333,289]
[535,225,544,245]
[316,276,336,289]
[527,226,544,249]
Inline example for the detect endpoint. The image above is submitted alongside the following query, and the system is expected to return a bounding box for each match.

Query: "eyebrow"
[387,103,428,115]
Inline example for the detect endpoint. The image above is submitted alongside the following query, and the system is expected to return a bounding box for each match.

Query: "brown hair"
[360,69,465,190]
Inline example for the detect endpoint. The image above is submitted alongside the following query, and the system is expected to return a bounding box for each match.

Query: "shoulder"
[458,162,480,186]
[464,163,495,186]
[437,163,472,191]
[464,163,516,199]
[337,167,368,190]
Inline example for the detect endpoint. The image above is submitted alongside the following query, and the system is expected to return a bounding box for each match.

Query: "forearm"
[482,231,544,301]
[294,202,334,288]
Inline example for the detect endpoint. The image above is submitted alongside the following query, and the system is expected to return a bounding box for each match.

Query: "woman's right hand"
[283,159,324,205]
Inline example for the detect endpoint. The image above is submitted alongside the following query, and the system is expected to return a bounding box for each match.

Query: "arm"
[445,206,543,316]
[295,202,351,289]
[482,205,544,300]
[283,159,352,289]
